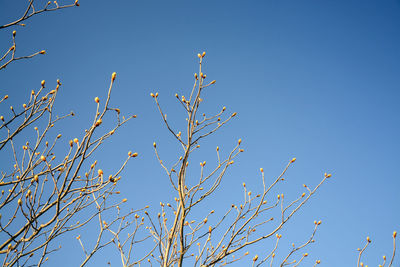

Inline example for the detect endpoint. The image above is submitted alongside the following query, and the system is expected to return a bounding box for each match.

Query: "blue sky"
[1,0,399,266]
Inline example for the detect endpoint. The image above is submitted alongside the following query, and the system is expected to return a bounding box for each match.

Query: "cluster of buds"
[150,92,159,98]
[197,51,206,59]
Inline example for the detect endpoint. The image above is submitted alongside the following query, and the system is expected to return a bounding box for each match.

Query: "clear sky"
[1,0,399,266]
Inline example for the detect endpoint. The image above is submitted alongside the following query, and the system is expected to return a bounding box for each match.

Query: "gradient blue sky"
[1,0,399,266]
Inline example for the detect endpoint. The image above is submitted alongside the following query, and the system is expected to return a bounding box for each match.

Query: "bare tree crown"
[0,2,397,267]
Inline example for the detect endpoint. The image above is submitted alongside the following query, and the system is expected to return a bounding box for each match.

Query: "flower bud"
[95,118,102,126]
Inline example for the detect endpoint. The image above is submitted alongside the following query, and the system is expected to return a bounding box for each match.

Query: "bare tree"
[105,53,397,267]
[136,53,330,266]
[0,75,141,266]
[0,2,397,267]
[0,2,143,266]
